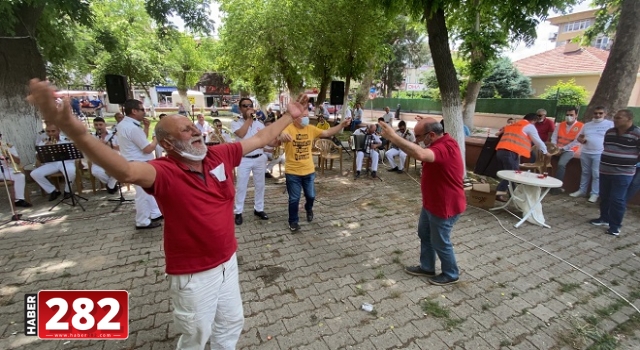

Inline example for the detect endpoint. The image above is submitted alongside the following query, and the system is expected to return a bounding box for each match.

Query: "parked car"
[267,103,281,111]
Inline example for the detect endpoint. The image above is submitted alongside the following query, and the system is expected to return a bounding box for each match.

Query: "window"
[594,36,611,50]
[563,19,591,32]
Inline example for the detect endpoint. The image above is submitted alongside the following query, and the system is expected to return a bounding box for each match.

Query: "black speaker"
[330,81,345,105]
[105,75,130,104]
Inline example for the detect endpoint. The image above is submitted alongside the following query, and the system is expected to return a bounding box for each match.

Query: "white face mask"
[565,116,576,123]
[418,141,426,148]
[172,136,207,161]
[593,117,604,123]
[300,116,310,127]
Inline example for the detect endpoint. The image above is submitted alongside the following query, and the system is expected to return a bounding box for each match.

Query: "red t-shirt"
[145,143,242,274]
[421,134,466,218]
[534,117,555,142]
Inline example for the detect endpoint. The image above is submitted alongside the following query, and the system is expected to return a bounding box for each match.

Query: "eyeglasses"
[240,104,253,108]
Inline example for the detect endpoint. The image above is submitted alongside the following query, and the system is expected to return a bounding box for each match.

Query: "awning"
[156,86,177,93]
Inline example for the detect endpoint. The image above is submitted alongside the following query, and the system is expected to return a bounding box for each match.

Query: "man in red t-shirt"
[535,108,555,142]
[380,117,466,286]
[27,79,308,349]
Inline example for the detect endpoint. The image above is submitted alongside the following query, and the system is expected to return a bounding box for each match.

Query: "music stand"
[332,136,351,157]
[36,144,88,211]
[105,131,134,212]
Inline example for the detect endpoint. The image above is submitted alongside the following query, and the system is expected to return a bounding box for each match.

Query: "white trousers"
[31,161,76,193]
[265,153,285,173]
[0,168,26,200]
[234,155,266,214]
[91,164,117,189]
[386,148,407,170]
[169,253,244,350]
[356,151,379,172]
[134,184,162,226]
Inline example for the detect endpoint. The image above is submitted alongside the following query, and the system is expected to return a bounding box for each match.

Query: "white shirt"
[117,116,153,162]
[522,123,548,154]
[354,108,363,121]
[94,129,118,147]
[579,119,615,154]
[36,137,75,163]
[353,129,382,150]
[383,112,393,123]
[196,121,213,135]
[230,118,265,156]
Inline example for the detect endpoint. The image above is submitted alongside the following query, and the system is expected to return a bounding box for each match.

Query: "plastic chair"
[314,139,343,175]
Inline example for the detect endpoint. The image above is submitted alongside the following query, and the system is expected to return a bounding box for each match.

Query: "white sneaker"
[588,194,599,203]
[570,190,585,198]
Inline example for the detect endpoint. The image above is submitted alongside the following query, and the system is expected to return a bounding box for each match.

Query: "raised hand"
[27,79,86,137]
[286,93,309,120]
[379,121,395,140]
[341,117,352,128]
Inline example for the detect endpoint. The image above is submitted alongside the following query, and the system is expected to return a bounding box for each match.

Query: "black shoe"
[428,274,459,286]
[151,215,164,222]
[404,265,436,277]
[355,171,361,179]
[289,222,300,232]
[396,169,404,174]
[371,171,377,178]
[107,185,118,194]
[254,210,269,220]
[48,190,61,201]
[235,214,243,225]
[14,199,32,208]
[265,172,274,178]
[387,167,399,172]
[135,221,162,230]
[306,211,314,222]
[63,192,72,199]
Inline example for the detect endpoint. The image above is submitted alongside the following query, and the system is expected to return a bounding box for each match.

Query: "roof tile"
[513,46,610,76]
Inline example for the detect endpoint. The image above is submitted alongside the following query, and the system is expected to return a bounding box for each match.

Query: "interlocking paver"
[1,167,640,349]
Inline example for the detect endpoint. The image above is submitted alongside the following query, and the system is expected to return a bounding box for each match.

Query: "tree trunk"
[178,87,192,121]
[462,80,481,130]
[586,0,640,120]
[316,76,331,110]
[0,39,46,166]
[424,6,466,176]
[342,74,352,119]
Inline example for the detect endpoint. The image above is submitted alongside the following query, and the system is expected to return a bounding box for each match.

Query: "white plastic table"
[491,170,563,228]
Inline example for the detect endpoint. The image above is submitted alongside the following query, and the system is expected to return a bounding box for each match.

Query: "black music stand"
[105,131,134,212]
[36,144,88,211]
[331,136,351,157]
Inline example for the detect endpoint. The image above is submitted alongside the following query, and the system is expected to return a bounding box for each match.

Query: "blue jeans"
[554,150,574,183]
[599,174,633,232]
[579,153,601,195]
[625,167,640,203]
[417,208,460,280]
[350,119,362,132]
[285,173,316,224]
[496,149,520,192]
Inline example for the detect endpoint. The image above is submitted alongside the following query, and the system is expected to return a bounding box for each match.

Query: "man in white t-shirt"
[231,98,269,225]
[195,113,213,137]
[570,106,615,203]
[118,99,163,229]
[382,106,393,127]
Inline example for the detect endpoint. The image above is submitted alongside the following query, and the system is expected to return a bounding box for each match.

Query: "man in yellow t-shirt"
[316,115,330,130]
[278,115,351,231]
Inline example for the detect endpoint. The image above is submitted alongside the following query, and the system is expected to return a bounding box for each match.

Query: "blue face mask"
[300,116,310,127]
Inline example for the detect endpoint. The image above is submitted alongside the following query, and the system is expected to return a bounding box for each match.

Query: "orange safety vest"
[496,120,532,158]
[556,121,583,152]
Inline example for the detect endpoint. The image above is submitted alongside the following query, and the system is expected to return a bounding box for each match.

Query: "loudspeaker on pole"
[330,81,345,106]
[105,75,130,104]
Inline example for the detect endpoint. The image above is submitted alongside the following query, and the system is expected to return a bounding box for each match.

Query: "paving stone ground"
[0,160,639,350]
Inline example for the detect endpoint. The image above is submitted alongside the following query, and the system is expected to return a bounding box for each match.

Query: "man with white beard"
[27,79,309,350]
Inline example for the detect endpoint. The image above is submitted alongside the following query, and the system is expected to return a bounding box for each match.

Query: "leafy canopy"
[538,79,589,106]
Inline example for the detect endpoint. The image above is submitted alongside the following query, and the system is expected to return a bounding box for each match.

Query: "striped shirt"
[600,125,640,176]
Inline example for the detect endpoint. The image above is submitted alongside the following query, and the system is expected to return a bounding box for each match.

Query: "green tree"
[0,0,213,164]
[165,34,216,116]
[584,0,640,119]
[478,58,532,98]
[538,79,589,106]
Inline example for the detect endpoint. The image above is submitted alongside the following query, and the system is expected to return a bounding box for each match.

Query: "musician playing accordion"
[386,121,416,173]
[353,125,382,178]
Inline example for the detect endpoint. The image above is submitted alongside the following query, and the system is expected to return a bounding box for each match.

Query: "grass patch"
[444,317,465,331]
[282,286,295,294]
[595,300,625,317]
[584,315,599,326]
[375,270,385,279]
[343,251,357,257]
[558,282,581,293]
[590,286,608,297]
[355,285,366,296]
[60,272,71,278]
[610,280,620,286]
[481,303,491,311]
[560,318,618,350]
[392,249,403,255]
[511,292,519,297]
[497,282,507,288]
[389,291,402,299]
[421,300,449,318]
[499,340,512,347]
[613,314,640,336]
[613,243,635,251]
[392,256,401,264]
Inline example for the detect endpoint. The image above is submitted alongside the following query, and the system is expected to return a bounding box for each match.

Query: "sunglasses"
[240,104,253,108]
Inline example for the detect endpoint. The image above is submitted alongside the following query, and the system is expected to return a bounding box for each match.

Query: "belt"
[243,154,263,159]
